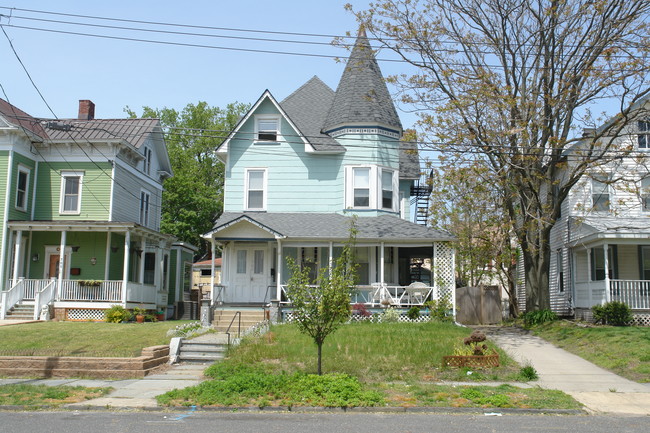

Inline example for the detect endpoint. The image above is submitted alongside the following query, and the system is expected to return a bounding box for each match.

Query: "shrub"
[104,305,132,323]
[352,303,371,317]
[592,301,633,326]
[521,309,557,328]
[381,307,400,323]
[425,297,453,322]
[518,364,539,381]
[406,306,421,320]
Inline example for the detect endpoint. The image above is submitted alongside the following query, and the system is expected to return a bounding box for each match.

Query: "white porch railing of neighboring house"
[610,280,650,310]
[59,280,123,302]
[33,280,57,320]
[280,283,439,307]
[1,279,24,319]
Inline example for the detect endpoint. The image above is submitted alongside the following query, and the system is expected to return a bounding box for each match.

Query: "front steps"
[178,340,227,363]
[213,308,267,333]
[3,303,35,320]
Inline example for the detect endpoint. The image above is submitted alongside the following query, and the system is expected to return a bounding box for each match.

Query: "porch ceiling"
[205,212,455,243]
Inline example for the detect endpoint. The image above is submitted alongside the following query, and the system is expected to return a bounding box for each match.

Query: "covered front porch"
[0,221,174,320]
[205,213,456,315]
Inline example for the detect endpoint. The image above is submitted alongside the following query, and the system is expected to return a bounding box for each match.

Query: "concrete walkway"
[482,326,650,416]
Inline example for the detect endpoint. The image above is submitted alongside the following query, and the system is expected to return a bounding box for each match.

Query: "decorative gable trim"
[327,125,401,140]
[204,214,287,239]
[216,90,313,160]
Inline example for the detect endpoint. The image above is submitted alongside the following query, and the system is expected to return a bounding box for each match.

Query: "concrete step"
[5,304,35,319]
[178,341,227,363]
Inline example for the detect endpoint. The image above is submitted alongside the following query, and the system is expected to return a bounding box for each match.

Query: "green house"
[0,99,192,320]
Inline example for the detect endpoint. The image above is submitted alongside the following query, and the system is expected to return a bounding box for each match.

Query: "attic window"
[256,117,279,142]
[639,120,650,149]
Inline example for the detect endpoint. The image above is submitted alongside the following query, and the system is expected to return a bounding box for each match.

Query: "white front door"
[231,246,269,303]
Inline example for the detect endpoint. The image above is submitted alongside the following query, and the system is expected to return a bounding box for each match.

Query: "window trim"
[591,176,610,212]
[379,168,397,211]
[139,189,151,226]
[345,165,398,211]
[638,119,650,150]
[244,168,267,211]
[59,171,84,215]
[352,167,371,208]
[641,177,650,212]
[254,115,281,143]
[143,146,152,175]
[15,165,30,212]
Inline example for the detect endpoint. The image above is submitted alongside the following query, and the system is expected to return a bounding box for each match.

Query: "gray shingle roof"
[209,212,454,242]
[322,29,402,134]
[45,118,160,149]
[0,98,47,139]
[399,141,421,179]
[280,76,344,152]
[570,216,650,244]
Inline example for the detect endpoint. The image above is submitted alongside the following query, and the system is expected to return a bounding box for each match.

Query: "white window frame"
[139,190,151,226]
[15,165,30,212]
[379,168,398,211]
[345,165,398,211]
[254,115,281,142]
[59,171,84,215]
[143,146,152,175]
[638,119,650,150]
[591,176,610,212]
[245,168,267,211]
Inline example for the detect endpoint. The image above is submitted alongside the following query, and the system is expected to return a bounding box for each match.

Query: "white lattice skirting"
[283,312,441,324]
[66,309,106,321]
[633,313,650,327]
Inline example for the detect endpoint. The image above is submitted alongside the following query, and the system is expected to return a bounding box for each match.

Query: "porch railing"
[125,282,156,304]
[280,283,437,307]
[9,278,54,301]
[212,285,225,305]
[610,280,650,310]
[60,280,123,302]
[1,279,24,319]
[33,280,56,320]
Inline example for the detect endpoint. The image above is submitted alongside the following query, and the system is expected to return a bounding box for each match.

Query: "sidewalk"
[482,326,650,416]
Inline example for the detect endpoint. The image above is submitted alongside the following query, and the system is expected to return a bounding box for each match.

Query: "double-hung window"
[246,168,267,210]
[256,116,280,142]
[15,166,30,212]
[140,190,151,226]
[638,120,650,150]
[60,171,83,214]
[143,146,152,175]
[353,167,371,207]
[591,177,610,212]
[641,177,650,212]
[381,169,395,210]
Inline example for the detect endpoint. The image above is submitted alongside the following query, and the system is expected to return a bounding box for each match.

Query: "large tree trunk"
[522,235,551,311]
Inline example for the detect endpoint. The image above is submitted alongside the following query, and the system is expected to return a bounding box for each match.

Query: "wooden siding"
[0,151,9,254]
[111,162,162,230]
[223,98,402,215]
[33,162,112,221]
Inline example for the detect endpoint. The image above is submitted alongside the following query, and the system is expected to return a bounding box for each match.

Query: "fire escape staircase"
[410,170,433,226]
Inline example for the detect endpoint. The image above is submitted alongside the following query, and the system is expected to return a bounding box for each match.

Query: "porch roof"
[205,212,455,243]
[568,216,650,247]
[6,220,175,243]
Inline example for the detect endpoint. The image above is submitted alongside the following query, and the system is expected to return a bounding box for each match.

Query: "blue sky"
[0,0,419,129]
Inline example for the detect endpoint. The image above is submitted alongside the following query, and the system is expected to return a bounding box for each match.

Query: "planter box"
[442,352,500,368]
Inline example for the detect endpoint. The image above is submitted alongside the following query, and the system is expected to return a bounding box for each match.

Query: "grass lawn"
[0,384,112,408]
[532,320,650,383]
[0,321,193,357]
[157,322,582,410]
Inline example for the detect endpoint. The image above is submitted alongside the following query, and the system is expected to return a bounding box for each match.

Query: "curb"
[0,403,585,415]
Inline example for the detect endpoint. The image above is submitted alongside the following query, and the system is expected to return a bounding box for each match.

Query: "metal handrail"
[225,311,241,346]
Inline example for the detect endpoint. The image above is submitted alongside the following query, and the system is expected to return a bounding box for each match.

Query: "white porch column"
[276,239,282,302]
[104,232,112,281]
[210,239,216,290]
[12,230,23,282]
[603,243,611,303]
[57,230,66,301]
[138,238,146,285]
[328,242,333,272]
[379,242,385,284]
[587,249,592,282]
[122,231,130,305]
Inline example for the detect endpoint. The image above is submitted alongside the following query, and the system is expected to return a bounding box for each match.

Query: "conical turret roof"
[322,28,402,134]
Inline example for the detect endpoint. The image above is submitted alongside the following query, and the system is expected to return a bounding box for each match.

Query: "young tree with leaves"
[350,0,650,311]
[126,101,249,257]
[285,222,358,375]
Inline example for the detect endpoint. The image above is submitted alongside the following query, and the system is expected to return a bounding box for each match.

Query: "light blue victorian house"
[204,30,456,314]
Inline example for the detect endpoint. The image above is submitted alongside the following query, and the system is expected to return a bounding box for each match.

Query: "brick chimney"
[78,100,95,120]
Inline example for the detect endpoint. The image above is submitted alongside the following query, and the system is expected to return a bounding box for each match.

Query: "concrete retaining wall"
[0,345,169,379]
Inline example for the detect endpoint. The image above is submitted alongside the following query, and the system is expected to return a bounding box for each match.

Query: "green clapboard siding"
[34,162,112,220]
